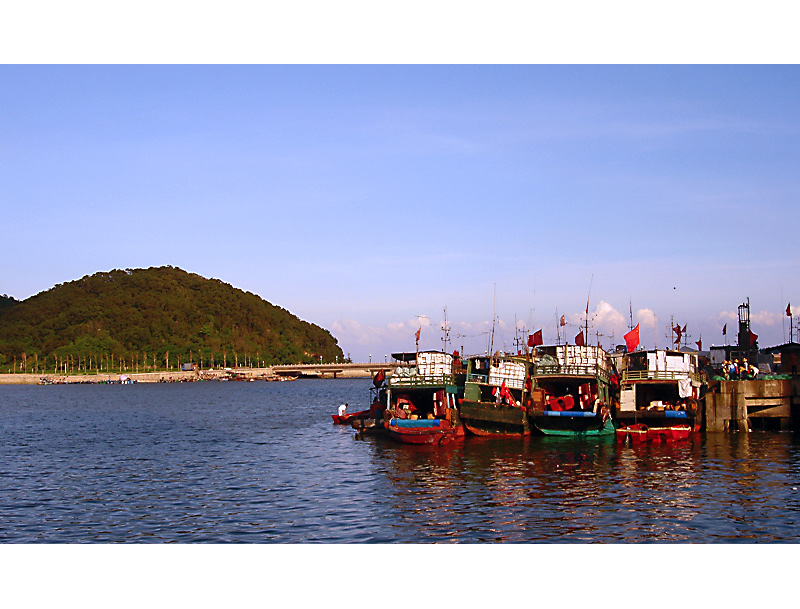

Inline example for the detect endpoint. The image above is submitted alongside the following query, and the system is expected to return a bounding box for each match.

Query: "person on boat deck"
[741,359,757,379]
[338,403,348,416]
[729,360,739,380]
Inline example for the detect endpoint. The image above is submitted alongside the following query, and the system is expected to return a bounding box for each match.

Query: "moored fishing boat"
[617,349,703,432]
[459,354,535,437]
[616,422,692,443]
[528,344,616,437]
[616,423,649,443]
[384,351,465,445]
[646,424,692,442]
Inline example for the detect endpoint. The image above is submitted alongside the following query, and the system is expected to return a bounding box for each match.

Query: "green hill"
[0,267,343,373]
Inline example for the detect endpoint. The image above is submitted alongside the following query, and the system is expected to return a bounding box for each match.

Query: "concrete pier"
[704,379,798,431]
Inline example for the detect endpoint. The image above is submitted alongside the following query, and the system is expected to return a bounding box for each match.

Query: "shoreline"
[0,367,374,385]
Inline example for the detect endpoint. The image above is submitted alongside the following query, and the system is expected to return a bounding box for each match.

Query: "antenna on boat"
[629,299,634,331]
[585,274,593,343]
[555,308,562,345]
[489,284,497,360]
[441,306,451,353]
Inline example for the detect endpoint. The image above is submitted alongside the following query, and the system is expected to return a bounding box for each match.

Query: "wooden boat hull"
[616,424,649,443]
[386,418,465,445]
[647,425,692,442]
[459,400,531,437]
[616,424,693,443]
[332,409,370,425]
[532,411,616,437]
[616,409,701,433]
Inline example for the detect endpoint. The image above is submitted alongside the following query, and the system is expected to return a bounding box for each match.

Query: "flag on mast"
[787,303,792,317]
[624,324,639,353]
[575,331,585,347]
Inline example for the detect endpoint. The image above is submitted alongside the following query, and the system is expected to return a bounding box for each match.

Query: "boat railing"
[535,363,611,380]
[622,370,702,383]
[466,373,489,384]
[389,373,456,387]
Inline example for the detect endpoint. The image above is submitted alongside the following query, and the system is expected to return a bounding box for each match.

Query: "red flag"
[624,324,639,353]
[559,315,566,327]
[501,380,515,406]
[414,328,421,342]
[682,324,687,333]
[373,369,386,386]
[696,339,702,351]
[787,303,792,317]
[529,329,543,347]
[750,331,758,346]
[575,331,585,346]
[673,324,683,344]
[722,323,727,336]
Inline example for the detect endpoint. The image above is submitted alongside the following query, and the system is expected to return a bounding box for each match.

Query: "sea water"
[2,378,800,543]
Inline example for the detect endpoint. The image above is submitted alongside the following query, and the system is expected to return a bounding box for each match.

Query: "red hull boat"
[616,423,692,443]
[332,409,370,425]
[386,418,465,445]
[647,425,692,442]
[616,423,649,444]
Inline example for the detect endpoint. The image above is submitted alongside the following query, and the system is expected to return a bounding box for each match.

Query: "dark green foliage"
[0,294,18,313]
[0,267,343,370]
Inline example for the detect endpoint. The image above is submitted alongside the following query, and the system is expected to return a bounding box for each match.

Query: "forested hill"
[0,267,343,370]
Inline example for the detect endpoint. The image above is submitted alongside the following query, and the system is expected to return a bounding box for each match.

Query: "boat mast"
[585,275,593,346]
[489,284,496,360]
[441,306,451,353]
[629,299,634,331]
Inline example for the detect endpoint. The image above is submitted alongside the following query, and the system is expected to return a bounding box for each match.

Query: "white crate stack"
[555,345,610,373]
[417,352,453,378]
[488,360,526,390]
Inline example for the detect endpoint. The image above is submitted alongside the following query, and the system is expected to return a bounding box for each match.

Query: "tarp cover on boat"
[389,418,442,427]
[540,411,598,417]
[678,377,692,398]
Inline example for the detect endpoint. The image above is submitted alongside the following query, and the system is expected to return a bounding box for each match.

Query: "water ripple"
[2,381,800,542]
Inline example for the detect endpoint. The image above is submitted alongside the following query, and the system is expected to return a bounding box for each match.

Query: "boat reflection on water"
[359,430,800,542]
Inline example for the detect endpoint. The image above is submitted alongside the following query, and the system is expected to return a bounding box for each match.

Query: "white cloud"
[752,310,780,327]
[636,308,657,328]
[594,300,626,330]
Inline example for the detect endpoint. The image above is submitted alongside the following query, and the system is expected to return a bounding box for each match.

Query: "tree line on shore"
[0,266,344,374]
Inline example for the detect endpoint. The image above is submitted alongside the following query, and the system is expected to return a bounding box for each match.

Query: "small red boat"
[332,409,370,425]
[617,423,692,444]
[616,424,649,444]
[385,418,465,445]
[647,425,692,442]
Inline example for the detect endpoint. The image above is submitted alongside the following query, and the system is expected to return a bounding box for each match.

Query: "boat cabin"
[619,349,701,412]
[387,351,460,420]
[532,345,612,412]
[463,355,532,406]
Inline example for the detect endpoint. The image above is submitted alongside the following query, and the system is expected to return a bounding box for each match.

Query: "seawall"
[0,366,375,385]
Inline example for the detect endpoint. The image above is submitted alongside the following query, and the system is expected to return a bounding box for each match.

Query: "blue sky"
[2,65,799,361]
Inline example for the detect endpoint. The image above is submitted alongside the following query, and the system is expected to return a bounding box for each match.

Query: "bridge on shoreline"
[0,362,411,384]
